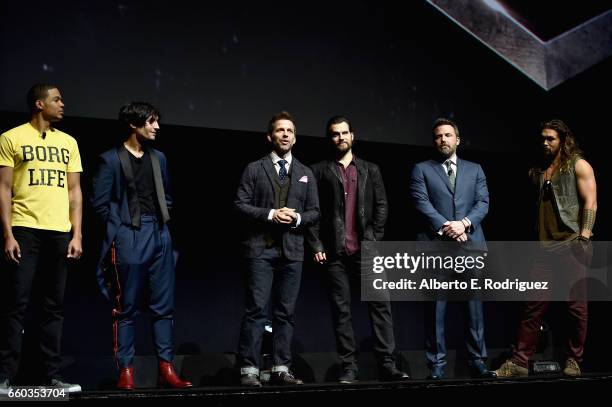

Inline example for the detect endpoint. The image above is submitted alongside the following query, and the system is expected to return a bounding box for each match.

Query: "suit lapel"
[289,158,302,198]
[455,158,466,199]
[327,160,343,185]
[146,146,170,223]
[430,160,453,193]
[117,146,141,227]
[262,156,277,189]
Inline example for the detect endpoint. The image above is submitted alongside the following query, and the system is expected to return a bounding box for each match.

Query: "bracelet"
[577,235,591,242]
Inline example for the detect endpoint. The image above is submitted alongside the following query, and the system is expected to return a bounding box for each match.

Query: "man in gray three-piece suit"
[235,111,319,387]
[409,118,495,380]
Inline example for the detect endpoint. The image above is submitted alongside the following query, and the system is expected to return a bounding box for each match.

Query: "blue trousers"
[425,300,488,368]
[112,215,175,368]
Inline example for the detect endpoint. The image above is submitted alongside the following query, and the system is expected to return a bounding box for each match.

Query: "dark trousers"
[512,248,588,367]
[112,215,175,368]
[425,300,487,368]
[238,247,302,370]
[0,227,71,380]
[327,252,396,370]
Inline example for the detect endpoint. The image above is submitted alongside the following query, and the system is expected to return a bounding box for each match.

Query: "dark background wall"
[1,0,611,374]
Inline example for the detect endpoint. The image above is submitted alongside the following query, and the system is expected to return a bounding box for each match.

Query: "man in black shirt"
[92,102,192,390]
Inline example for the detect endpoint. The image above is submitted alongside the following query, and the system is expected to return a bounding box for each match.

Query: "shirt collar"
[443,153,457,166]
[270,151,292,166]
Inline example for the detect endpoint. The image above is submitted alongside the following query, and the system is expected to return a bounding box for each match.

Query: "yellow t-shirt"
[0,123,82,232]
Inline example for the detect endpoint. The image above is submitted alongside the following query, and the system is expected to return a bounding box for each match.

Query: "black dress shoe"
[469,360,497,379]
[240,373,262,387]
[380,366,410,382]
[338,369,358,384]
[428,365,445,380]
[270,371,304,385]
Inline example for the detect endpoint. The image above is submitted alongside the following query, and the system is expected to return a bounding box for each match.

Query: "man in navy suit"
[92,102,192,390]
[235,111,320,387]
[409,118,495,379]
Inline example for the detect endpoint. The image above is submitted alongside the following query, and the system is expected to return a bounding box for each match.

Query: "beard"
[438,145,454,158]
[335,141,352,153]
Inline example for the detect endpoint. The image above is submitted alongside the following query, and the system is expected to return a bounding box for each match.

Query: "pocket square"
[299,175,308,183]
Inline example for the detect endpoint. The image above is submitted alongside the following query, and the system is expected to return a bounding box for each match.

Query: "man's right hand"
[4,236,21,264]
[314,252,327,264]
[272,207,296,224]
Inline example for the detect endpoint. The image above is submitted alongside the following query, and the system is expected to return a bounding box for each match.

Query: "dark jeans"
[238,247,302,370]
[0,227,71,380]
[327,252,395,371]
[512,247,589,367]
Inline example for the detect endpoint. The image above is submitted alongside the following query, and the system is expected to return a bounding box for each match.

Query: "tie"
[278,159,288,181]
[445,160,456,190]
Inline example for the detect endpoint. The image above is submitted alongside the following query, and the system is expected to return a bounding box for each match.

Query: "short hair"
[118,102,161,136]
[432,118,460,138]
[267,111,295,134]
[325,115,353,137]
[26,83,58,114]
[540,119,582,173]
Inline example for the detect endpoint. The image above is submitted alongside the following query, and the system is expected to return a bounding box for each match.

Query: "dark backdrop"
[0,0,611,375]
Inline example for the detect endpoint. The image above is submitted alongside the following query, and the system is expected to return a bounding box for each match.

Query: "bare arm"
[67,172,83,259]
[575,159,597,238]
[0,166,20,262]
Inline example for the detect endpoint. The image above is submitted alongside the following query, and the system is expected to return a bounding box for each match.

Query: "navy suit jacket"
[92,146,172,298]
[409,158,488,243]
[234,155,320,261]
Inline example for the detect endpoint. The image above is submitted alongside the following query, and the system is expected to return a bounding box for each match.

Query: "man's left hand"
[67,238,83,259]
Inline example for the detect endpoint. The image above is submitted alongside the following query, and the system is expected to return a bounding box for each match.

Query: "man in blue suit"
[92,102,192,390]
[235,111,319,387]
[409,118,495,379]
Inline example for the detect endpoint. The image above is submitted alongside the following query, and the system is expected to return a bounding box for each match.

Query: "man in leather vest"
[495,119,597,378]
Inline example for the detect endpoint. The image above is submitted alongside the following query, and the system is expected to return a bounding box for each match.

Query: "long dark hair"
[532,119,582,175]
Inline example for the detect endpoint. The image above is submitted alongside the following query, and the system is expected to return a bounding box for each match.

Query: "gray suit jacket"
[235,155,320,261]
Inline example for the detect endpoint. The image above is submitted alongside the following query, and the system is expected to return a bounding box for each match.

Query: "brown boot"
[117,367,135,390]
[494,359,528,378]
[158,360,193,389]
[563,358,581,377]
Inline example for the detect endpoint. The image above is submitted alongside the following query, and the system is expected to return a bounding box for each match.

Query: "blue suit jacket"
[409,158,488,242]
[92,146,172,298]
[234,155,320,261]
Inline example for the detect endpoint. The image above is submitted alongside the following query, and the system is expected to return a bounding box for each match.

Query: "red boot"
[117,366,135,390]
[158,360,193,389]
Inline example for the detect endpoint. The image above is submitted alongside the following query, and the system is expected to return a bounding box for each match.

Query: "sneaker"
[48,378,82,393]
[0,378,11,396]
[563,358,581,377]
[494,360,528,378]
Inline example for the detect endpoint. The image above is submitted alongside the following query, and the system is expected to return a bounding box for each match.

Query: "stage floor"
[71,374,612,403]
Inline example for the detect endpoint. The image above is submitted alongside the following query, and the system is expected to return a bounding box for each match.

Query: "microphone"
[42,131,46,140]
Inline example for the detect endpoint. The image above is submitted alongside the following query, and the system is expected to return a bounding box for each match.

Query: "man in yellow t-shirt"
[0,84,83,394]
